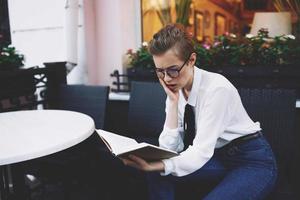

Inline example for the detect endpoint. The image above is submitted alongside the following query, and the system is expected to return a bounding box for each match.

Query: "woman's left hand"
[121,155,165,172]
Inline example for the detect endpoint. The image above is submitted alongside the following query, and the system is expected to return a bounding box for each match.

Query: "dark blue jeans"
[147,135,277,200]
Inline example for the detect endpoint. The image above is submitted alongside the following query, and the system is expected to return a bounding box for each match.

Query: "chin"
[170,87,180,92]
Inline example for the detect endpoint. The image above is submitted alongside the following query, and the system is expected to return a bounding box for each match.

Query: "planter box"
[0,63,21,71]
[126,65,300,98]
[127,67,158,82]
[0,68,36,98]
[201,65,300,98]
[0,68,36,111]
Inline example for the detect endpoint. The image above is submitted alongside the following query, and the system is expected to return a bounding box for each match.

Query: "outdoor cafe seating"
[0,64,300,200]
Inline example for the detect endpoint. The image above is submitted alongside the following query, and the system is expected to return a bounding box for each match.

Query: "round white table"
[0,110,95,166]
[0,110,95,199]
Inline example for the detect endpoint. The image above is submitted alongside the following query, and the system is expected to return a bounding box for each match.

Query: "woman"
[122,24,277,200]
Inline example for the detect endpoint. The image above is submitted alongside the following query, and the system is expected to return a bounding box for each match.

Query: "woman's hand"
[159,78,179,129]
[121,155,165,172]
[159,79,179,103]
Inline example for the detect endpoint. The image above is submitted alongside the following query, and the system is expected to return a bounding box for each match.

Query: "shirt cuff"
[163,125,179,136]
[160,159,174,176]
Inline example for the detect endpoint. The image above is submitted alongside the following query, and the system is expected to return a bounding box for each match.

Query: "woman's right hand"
[159,78,179,103]
[159,78,179,129]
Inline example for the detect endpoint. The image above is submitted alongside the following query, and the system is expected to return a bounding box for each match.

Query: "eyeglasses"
[155,56,190,79]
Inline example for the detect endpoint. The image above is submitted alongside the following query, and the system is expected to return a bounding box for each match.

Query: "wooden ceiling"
[243,0,271,10]
[241,0,275,23]
[210,0,275,23]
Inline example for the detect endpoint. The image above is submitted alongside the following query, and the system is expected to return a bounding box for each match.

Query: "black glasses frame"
[155,56,190,79]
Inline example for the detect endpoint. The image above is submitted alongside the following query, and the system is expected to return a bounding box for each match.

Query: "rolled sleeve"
[162,125,179,136]
[160,159,174,176]
[159,125,184,152]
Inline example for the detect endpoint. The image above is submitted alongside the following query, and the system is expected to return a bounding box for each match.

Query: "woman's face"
[153,49,195,92]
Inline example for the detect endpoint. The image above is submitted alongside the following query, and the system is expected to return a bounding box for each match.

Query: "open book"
[96,129,179,161]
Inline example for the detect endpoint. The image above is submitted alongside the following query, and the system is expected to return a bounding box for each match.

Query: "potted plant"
[125,28,300,95]
[125,42,158,81]
[195,29,300,96]
[0,44,25,71]
[196,29,300,67]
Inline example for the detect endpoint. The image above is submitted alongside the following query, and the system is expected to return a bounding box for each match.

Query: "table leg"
[1,166,5,200]
[10,164,28,200]
[1,166,10,200]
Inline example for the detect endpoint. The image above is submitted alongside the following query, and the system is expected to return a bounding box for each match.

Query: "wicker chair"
[238,88,298,200]
[127,81,166,145]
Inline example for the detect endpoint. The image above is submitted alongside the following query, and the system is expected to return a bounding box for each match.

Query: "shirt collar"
[186,66,201,107]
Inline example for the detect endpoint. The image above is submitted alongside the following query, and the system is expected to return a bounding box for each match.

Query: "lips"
[167,84,177,90]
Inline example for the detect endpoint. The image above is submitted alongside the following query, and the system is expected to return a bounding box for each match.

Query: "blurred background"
[0,0,299,86]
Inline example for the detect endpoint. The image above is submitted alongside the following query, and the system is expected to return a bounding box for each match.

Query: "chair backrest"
[53,84,109,129]
[238,88,298,197]
[127,81,166,142]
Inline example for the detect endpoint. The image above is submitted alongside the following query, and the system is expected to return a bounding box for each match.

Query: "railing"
[0,62,67,112]
[110,70,130,93]
[110,68,158,93]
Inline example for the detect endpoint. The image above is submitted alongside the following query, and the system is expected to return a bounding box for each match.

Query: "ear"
[189,52,197,66]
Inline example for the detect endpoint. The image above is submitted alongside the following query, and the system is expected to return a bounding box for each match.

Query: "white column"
[66,0,88,84]
[84,0,141,86]
[83,0,98,84]
[65,0,79,64]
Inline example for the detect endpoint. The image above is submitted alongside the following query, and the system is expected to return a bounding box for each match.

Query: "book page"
[96,129,138,154]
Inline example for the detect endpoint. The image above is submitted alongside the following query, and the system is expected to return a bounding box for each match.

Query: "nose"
[163,72,172,82]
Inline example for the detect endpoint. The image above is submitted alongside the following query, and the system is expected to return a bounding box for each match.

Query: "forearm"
[165,101,178,129]
[159,100,184,152]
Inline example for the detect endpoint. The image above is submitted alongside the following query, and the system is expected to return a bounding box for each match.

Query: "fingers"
[120,158,131,165]
[159,79,178,100]
[158,78,169,92]
[120,156,142,166]
[128,155,147,165]
[159,79,172,95]
[121,155,152,171]
[121,157,140,168]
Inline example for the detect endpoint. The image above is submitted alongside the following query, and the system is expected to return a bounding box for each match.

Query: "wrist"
[168,100,178,107]
[150,161,165,172]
